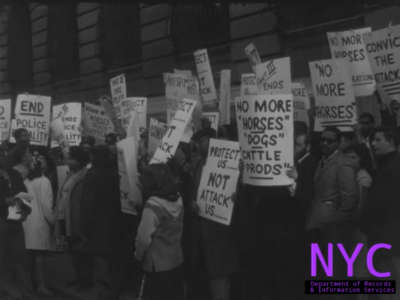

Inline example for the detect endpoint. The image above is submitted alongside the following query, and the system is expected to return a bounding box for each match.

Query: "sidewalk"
[44,252,138,300]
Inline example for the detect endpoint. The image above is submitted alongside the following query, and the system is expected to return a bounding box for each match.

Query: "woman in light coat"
[23,152,56,296]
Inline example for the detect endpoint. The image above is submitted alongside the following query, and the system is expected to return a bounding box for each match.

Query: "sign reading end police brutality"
[51,103,82,147]
[150,98,197,164]
[14,94,51,146]
[309,59,357,130]
[236,94,294,186]
[197,139,240,225]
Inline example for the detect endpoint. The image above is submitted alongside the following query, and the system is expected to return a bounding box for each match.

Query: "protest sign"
[174,69,192,76]
[245,42,262,72]
[327,27,375,97]
[110,74,127,117]
[120,97,147,133]
[363,25,400,102]
[51,103,82,147]
[13,94,51,146]
[117,136,142,215]
[292,82,310,126]
[219,69,231,125]
[309,58,357,130]
[236,94,294,186]
[207,138,241,171]
[194,49,217,106]
[196,165,239,225]
[148,118,168,156]
[240,74,258,96]
[0,99,11,141]
[150,98,197,164]
[83,103,114,144]
[201,112,219,131]
[196,138,240,225]
[164,72,200,120]
[255,57,291,95]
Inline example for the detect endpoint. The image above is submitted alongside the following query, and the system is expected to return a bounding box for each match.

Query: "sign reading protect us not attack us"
[51,103,82,147]
[83,103,114,145]
[13,94,51,146]
[194,49,217,106]
[363,25,400,102]
[327,27,375,97]
[0,99,11,141]
[197,139,240,225]
[309,58,357,131]
[150,98,197,164]
[110,74,127,118]
[255,57,291,95]
[236,94,294,186]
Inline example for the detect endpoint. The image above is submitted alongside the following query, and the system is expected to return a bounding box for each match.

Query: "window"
[100,1,141,69]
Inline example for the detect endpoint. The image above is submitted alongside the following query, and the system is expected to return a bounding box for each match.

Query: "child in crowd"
[135,163,184,300]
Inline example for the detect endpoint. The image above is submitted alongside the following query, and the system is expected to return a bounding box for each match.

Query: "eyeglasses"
[320,138,337,145]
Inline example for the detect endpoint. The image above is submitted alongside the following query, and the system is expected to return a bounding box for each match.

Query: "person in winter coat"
[80,145,125,300]
[361,127,400,297]
[55,146,92,290]
[135,163,184,300]
[23,152,55,296]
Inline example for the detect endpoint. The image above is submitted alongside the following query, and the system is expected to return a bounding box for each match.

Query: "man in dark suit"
[361,127,400,291]
[307,127,359,281]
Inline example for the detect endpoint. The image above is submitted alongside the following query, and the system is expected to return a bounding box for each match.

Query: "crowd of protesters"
[1,93,400,300]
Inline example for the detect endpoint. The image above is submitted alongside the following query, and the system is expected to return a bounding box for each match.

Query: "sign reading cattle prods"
[236,94,294,186]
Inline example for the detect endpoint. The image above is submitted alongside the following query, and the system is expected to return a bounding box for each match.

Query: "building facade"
[0,1,399,121]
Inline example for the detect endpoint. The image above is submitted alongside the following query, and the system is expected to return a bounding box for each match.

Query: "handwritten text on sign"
[236,94,294,186]
[150,98,197,164]
[83,103,114,144]
[14,94,51,146]
[194,49,217,105]
[241,74,258,96]
[309,59,357,129]
[51,103,82,147]
[197,166,239,225]
[292,82,310,126]
[0,99,11,141]
[148,118,168,156]
[255,57,291,95]
[120,97,147,133]
[328,27,375,97]
[110,74,127,117]
[363,25,400,102]
[197,139,240,225]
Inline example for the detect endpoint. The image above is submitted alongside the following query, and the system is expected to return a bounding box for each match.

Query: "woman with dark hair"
[135,163,184,300]
[55,146,92,290]
[23,152,55,296]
